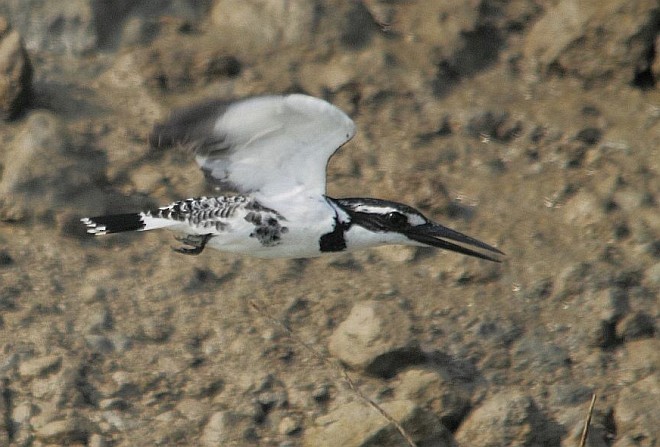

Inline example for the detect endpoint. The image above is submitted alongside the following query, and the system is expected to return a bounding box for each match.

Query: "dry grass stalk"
[579,393,597,447]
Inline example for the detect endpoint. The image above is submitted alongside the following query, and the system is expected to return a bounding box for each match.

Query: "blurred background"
[0,1,657,446]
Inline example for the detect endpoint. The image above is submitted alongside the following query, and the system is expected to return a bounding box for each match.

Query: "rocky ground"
[0,1,658,446]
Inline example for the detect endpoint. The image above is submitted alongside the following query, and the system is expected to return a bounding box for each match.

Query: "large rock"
[523,0,659,86]
[200,410,253,447]
[614,374,659,447]
[393,368,471,430]
[455,390,562,446]
[0,111,106,221]
[35,414,94,445]
[304,399,453,447]
[328,300,423,377]
[611,340,659,446]
[209,0,317,59]
[615,339,659,384]
[0,0,98,54]
[0,17,32,120]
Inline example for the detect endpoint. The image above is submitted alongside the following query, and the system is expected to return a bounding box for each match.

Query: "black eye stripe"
[384,212,408,227]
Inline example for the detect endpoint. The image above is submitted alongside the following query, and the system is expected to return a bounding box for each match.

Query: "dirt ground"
[0,1,658,446]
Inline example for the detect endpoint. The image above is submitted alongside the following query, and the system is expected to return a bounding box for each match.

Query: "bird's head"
[334,198,504,262]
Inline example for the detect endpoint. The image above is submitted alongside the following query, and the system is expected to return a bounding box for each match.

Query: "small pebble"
[617,312,656,341]
[0,250,13,266]
[18,355,62,379]
[278,415,301,436]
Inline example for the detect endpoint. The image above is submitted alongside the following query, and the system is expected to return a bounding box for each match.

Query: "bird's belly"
[196,210,333,259]
[204,224,327,259]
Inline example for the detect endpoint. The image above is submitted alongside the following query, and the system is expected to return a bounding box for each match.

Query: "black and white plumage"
[82,94,503,261]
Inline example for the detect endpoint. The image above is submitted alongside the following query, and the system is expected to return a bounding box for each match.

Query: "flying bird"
[82,94,503,261]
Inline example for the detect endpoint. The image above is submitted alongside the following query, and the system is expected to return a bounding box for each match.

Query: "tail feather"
[81,213,145,235]
[81,213,176,235]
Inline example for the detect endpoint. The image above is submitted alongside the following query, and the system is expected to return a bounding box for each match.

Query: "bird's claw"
[172,234,213,255]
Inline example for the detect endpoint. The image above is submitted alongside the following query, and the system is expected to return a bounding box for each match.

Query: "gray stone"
[617,312,656,341]
[11,401,35,426]
[89,433,109,447]
[0,249,12,266]
[35,415,93,444]
[328,300,421,377]
[47,364,99,409]
[561,190,606,228]
[616,339,659,384]
[278,415,301,436]
[209,0,317,59]
[523,0,658,86]
[304,399,453,447]
[465,110,520,142]
[575,127,602,146]
[473,317,523,347]
[511,335,571,376]
[257,389,288,412]
[131,35,242,92]
[588,319,618,350]
[99,398,130,411]
[548,383,594,407]
[554,262,594,300]
[0,17,32,120]
[644,262,660,285]
[523,277,554,301]
[200,410,252,447]
[85,335,115,353]
[614,374,659,446]
[393,368,471,430]
[18,354,62,379]
[0,352,18,374]
[111,371,142,398]
[339,1,379,50]
[0,111,106,221]
[596,288,629,323]
[174,398,207,424]
[0,0,98,54]
[573,288,629,349]
[0,380,9,446]
[139,316,173,342]
[85,305,113,333]
[455,390,562,447]
[558,406,609,447]
[654,34,660,81]
[311,383,331,403]
[108,333,133,353]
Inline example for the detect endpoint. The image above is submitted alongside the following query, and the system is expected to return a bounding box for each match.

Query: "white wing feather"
[151,94,356,201]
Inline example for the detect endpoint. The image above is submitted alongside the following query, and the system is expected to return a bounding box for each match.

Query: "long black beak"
[406,223,504,262]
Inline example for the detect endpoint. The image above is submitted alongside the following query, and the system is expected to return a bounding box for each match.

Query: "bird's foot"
[172,234,213,255]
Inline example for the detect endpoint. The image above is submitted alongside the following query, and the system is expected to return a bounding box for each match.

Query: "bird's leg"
[172,234,213,255]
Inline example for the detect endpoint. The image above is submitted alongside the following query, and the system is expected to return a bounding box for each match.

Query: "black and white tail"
[81,213,176,235]
[82,197,245,236]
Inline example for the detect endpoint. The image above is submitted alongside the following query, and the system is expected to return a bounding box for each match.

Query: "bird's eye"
[384,212,408,228]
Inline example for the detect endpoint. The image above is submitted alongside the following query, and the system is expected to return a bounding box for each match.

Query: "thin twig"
[579,393,597,447]
[250,300,417,447]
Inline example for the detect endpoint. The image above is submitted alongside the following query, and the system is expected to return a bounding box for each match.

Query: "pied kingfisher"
[82,94,503,261]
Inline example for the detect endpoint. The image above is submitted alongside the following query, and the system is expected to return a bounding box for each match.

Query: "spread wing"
[150,94,356,200]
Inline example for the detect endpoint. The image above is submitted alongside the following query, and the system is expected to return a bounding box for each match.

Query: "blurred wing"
[150,94,356,200]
